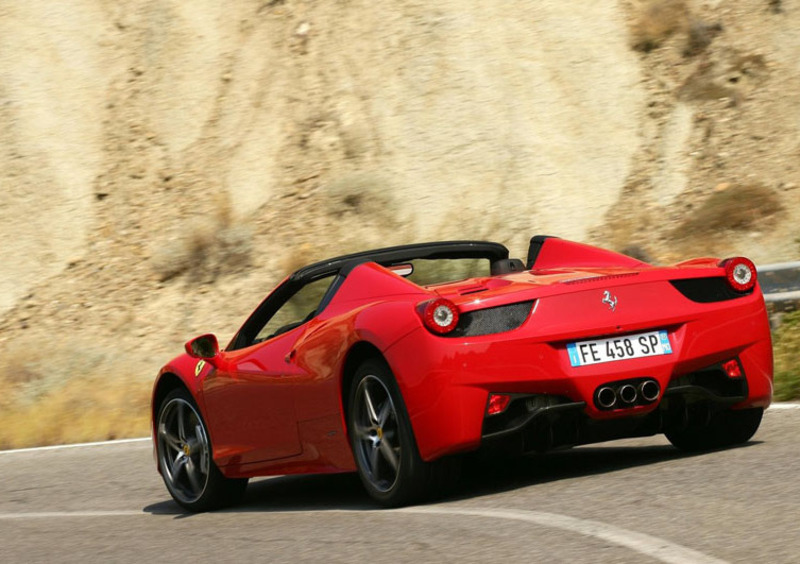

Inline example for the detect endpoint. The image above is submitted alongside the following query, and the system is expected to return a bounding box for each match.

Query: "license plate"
[567,330,672,367]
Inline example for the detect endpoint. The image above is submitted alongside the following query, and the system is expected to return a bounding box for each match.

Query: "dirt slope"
[0,0,797,445]
[0,1,644,345]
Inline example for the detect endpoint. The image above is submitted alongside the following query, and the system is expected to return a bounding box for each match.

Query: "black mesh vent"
[670,277,751,303]
[448,300,534,338]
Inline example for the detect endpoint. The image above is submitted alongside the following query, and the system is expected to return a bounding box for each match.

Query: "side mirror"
[185,334,220,360]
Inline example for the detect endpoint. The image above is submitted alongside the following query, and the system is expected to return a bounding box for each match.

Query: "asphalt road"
[2,407,799,563]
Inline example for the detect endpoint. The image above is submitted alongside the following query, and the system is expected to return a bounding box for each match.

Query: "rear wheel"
[665,407,763,451]
[156,388,248,512]
[348,359,459,506]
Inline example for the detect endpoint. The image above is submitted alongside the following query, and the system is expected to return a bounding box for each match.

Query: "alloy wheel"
[157,398,211,504]
[352,375,401,493]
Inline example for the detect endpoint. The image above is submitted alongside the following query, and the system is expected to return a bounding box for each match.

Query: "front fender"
[151,353,217,471]
[153,352,217,408]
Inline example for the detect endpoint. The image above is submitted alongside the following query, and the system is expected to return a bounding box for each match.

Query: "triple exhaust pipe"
[595,379,660,410]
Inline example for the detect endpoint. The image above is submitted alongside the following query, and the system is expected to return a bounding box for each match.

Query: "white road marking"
[399,507,729,564]
[0,511,143,520]
[0,437,150,455]
[768,403,800,410]
[0,506,729,563]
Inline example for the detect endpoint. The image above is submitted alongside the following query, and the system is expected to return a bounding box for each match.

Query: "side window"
[406,258,489,286]
[253,275,334,344]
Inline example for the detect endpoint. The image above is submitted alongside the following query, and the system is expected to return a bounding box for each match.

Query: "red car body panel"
[386,274,772,460]
[152,238,773,480]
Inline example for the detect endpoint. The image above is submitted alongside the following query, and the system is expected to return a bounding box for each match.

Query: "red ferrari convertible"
[152,236,773,511]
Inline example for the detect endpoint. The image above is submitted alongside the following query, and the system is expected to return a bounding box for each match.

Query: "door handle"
[284,349,296,364]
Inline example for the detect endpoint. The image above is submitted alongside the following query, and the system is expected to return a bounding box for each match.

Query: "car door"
[202,274,336,467]
[202,333,304,467]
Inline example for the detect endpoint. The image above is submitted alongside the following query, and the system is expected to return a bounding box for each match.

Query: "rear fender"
[334,301,427,410]
[325,293,431,447]
[352,301,423,351]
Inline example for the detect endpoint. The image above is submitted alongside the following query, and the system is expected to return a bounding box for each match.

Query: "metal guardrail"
[758,262,800,305]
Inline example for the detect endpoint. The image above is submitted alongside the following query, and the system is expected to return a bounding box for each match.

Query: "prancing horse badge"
[602,290,618,312]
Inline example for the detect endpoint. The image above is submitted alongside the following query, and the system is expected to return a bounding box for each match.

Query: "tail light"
[419,298,460,334]
[722,359,743,379]
[720,257,756,292]
[486,393,511,416]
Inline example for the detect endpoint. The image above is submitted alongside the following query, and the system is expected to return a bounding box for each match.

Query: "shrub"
[684,20,722,56]
[773,310,800,401]
[325,172,396,222]
[673,184,783,238]
[0,342,150,449]
[631,0,689,52]
[150,220,253,283]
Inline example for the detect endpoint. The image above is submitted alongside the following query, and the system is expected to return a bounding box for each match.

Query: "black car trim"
[482,401,586,440]
[292,241,510,283]
[670,277,753,303]
[663,385,746,404]
[315,272,347,315]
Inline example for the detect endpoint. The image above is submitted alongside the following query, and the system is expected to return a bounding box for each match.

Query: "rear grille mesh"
[670,277,751,303]
[448,300,535,338]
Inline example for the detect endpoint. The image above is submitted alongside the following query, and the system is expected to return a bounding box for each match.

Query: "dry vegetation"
[150,198,253,284]
[0,343,150,449]
[631,0,721,57]
[631,0,690,52]
[773,310,800,401]
[673,183,783,237]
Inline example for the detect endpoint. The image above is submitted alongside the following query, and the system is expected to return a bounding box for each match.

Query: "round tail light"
[721,257,757,292]
[420,298,460,334]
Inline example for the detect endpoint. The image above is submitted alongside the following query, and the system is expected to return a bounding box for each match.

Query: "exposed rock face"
[0,2,106,313]
[0,0,644,321]
[0,0,797,411]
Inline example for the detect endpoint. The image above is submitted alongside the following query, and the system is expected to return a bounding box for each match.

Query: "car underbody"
[482,363,753,454]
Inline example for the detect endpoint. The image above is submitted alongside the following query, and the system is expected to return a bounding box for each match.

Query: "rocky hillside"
[0,0,797,446]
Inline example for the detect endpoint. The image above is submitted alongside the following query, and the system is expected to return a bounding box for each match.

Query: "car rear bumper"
[385,289,773,461]
[478,373,753,455]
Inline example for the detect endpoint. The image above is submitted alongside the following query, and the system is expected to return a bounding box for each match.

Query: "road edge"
[2,402,798,455]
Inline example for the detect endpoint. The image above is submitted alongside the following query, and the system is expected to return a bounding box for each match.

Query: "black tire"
[347,358,459,507]
[665,407,763,451]
[156,388,248,512]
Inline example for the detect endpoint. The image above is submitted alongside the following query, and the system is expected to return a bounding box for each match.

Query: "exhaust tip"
[596,387,617,409]
[618,384,637,404]
[640,380,660,402]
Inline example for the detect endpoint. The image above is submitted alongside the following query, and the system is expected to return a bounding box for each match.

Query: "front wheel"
[156,388,248,512]
[348,359,459,507]
[665,407,763,451]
